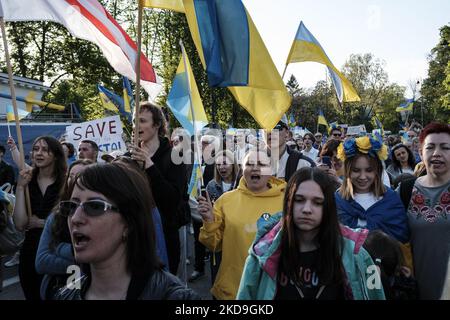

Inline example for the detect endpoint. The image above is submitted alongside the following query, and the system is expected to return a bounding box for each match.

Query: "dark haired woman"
[54,163,199,300]
[335,136,409,243]
[386,144,416,183]
[35,159,93,299]
[237,167,385,300]
[12,136,67,300]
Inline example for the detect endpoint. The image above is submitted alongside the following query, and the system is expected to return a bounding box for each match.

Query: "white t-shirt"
[354,192,382,227]
[222,181,232,192]
[302,147,319,162]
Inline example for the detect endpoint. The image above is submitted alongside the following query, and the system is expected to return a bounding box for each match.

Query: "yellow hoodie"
[199,176,286,300]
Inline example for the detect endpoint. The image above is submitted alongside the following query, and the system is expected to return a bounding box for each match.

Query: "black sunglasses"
[59,200,119,217]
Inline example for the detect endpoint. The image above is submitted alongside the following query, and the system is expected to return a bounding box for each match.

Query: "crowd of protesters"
[1,101,449,300]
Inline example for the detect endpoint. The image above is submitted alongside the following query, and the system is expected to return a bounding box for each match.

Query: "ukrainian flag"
[182,0,291,129]
[318,110,329,128]
[6,105,29,122]
[166,54,208,135]
[286,21,360,103]
[98,85,132,122]
[141,0,185,13]
[396,98,414,112]
[123,77,133,114]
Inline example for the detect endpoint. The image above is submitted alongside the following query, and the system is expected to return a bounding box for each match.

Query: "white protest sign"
[65,115,126,161]
[346,125,367,136]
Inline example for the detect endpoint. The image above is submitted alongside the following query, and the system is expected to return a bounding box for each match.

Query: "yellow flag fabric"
[318,111,329,128]
[141,0,185,13]
[182,0,291,129]
[286,21,360,103]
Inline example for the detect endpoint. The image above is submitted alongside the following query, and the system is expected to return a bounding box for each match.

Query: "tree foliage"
[1,1,447,132]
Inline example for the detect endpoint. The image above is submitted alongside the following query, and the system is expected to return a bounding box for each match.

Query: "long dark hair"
[31,136,67,189]
[390,144,415,170]
[279,167,344,286]
[50,159,94,250]
[67,162,162,275]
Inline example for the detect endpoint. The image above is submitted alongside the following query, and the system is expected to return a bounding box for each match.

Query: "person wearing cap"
[266,119,315,182]
[314,132,323,150]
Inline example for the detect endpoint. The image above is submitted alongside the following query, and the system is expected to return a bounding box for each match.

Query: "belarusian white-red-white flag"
[0,0,162,100]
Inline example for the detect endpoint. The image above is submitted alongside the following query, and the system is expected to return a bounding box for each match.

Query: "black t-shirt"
[275,249,345,300]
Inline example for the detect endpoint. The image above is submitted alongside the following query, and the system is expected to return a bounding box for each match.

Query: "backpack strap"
[399,177,417,209]
[285,149,302,182]
[285,149,316,182]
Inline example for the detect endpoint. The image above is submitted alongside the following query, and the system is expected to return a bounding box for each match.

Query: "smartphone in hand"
[321,156,332,168]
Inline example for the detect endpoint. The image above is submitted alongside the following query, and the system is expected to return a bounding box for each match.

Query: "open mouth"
[250,174,261,181]
[72,231,91,249]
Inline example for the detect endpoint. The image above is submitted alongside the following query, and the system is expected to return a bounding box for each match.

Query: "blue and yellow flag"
[318,110,329,128]
[141,0,185,13]
[98,85,132,122]
[98,85,120,113]
[396,98,414,112]
[166,54,209,135]
[123,77,133,114]
[286,21,360,103]
[6,105,29,122]
[182,0,291,129]
[289,114,296,128]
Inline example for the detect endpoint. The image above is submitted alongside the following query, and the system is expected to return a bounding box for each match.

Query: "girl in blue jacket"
[334,136,409,243]
[237,167,385,300]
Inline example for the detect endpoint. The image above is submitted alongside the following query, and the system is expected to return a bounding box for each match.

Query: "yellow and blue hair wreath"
[337,136,388,162]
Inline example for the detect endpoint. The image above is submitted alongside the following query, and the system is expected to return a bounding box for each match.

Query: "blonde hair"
[339,154,386,200]
[213,150,239,184]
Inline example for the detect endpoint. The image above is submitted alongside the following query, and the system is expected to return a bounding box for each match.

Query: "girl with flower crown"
[335,136,409,243]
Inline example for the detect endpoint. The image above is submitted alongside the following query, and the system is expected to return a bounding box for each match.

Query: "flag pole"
[0,12,31,217]
[179,40,204,188]
[281,64,288,80]
[133,1,144,146]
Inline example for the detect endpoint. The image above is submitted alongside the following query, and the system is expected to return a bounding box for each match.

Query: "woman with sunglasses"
[35,159,93,299]
[237,168,385,300]
[12,136,67,300]
[54,163,199,300]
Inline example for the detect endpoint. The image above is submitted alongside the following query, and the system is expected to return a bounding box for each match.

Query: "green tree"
[421,24,450,123]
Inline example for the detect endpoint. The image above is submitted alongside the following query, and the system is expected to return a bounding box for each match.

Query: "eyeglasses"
[59,200,118,217]
[332,133,342,137]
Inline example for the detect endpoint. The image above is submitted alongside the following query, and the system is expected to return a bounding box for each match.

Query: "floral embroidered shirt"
[407,179,450,299]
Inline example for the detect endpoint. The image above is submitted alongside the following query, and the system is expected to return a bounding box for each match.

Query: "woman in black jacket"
[54,162,198,300]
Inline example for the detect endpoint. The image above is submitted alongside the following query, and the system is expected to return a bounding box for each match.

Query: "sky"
[242,0,450,97]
